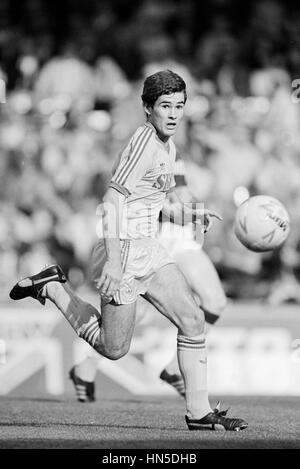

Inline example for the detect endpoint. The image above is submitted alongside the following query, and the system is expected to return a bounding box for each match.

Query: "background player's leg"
[44,281,136,360]
[75,355,98,382]
[162,248,227,385]
[144,263,211,419]
[70,354,98,402]
[175,248,227,330]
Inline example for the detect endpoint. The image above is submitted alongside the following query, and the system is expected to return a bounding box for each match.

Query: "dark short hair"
[141,70,187,107]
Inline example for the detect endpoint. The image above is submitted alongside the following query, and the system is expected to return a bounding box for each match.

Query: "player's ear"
[143,103,152,117]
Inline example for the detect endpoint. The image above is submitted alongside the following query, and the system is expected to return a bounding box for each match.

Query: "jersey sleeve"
[109,126,154,197]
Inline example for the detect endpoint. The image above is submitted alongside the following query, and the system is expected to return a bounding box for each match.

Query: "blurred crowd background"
[1,0,300,304]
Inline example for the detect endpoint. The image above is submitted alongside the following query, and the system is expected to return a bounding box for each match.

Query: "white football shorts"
[90,238,174,305]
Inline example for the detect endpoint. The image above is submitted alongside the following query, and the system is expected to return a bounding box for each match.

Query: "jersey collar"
[144,121,156,133]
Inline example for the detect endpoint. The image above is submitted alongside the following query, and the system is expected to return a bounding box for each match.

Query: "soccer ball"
[234,195,290,252]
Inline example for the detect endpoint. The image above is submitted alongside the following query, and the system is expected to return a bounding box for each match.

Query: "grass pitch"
[0,395,299,449]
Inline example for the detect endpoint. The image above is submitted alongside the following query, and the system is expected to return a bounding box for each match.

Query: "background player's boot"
[159,369,185,397]
[69,366,95,403]
[9,264,67,305]
[185,402,248,431]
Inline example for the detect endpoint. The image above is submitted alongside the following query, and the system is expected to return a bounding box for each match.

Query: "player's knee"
[178,307,205,336]
[100,344,130,361]
[105,350,126,361]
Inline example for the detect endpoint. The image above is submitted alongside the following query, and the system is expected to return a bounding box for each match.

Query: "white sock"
[177,333,211,419]
[165,307,217,377]
[44,282,102,349]
[76,356,98,382]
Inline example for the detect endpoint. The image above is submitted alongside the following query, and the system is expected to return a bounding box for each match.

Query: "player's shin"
[177,333,211,418]
[43,282,102,348]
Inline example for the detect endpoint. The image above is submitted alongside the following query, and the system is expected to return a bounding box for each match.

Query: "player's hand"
[96,260,123,301]
[193,208,223,233]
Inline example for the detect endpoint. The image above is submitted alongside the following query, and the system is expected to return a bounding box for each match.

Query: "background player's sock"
[75,356,98,382]
[42,282,101,348]
[177,333,211,419]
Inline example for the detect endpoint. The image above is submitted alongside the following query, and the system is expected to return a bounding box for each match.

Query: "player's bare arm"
[162,188,222,232]
[97,187,124,299]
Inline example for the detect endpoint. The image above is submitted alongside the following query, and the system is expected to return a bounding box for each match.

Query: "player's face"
[147,92,185,142]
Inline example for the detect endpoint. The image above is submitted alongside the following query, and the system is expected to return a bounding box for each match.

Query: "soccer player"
[10,70,247,431]
[69,164,227,401]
